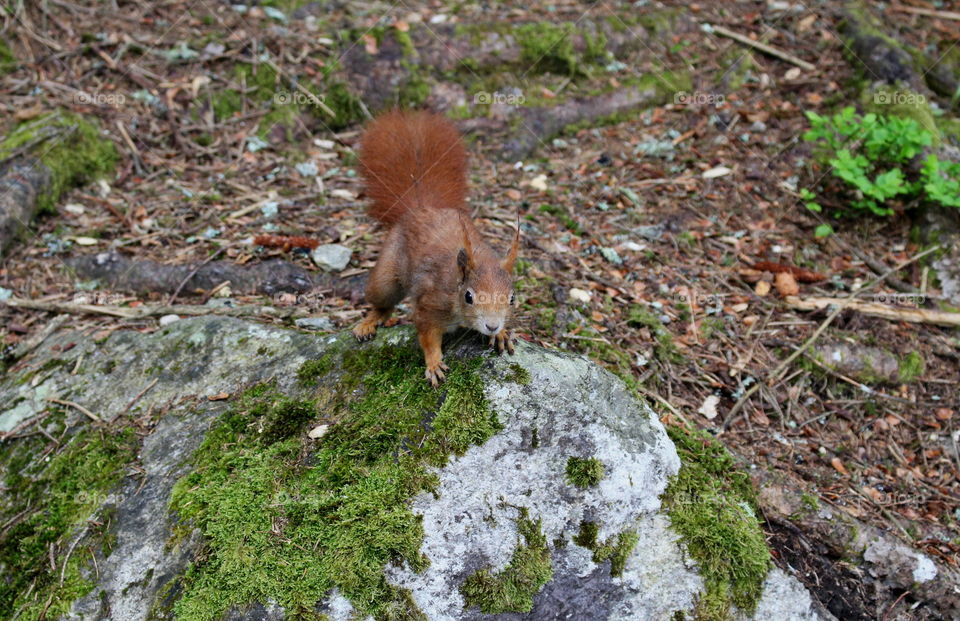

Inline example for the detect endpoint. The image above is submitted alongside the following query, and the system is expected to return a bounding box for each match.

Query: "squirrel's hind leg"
[353,231,405,342]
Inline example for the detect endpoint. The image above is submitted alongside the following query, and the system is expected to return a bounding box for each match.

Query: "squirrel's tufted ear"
[457,248,473,283]
[457,214,476,283]
[502,221,520,273]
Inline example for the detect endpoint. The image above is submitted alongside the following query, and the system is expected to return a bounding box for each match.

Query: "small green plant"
[565,456,605,488]
[801,107,959,218]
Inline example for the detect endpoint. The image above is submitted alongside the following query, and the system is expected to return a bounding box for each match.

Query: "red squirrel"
[352,109,519,386]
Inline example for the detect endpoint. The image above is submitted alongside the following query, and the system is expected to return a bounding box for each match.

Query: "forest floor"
[1,0,959,615]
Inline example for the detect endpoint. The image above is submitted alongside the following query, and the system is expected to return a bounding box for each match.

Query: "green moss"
[452,21,607,78]
[565,456,605,488]
[571,521,639,577]
[897,351,925,383]
[297,355,335,386]
[538,203,581,234]
[461,508,552,613]
[168,339,501,620]
[0,37,15,75]
[16,357,68,385]
[626,306,684,364]
[661,426,770,620]
[259,101,300,140]
[211,89,243,121]
[0,112,118,213]
[0,426,139,619]
[393,27,416,58]
[719,48,754,90]
[321,81,366,130]
[398,67,432,108]
[800,493,820,513]
[504,363,531,385]
[699,318,726,340]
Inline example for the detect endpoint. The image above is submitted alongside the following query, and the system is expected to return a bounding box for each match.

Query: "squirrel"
[352,109,519,386]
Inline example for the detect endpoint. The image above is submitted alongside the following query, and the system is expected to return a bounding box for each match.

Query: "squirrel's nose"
[485,323,499,333]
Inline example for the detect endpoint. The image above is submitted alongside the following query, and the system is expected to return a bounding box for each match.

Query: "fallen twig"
[785,296,960,327]
[167,247,225,304]
[767,245,940,385]
[2,297,302,320]
[891,5,960,21]
[47,397,101,422]
[829,236,918,293]
[119,377,159,420]
[707,24,816,72]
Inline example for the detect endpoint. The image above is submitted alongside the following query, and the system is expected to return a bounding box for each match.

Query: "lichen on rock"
[0,317,826,621]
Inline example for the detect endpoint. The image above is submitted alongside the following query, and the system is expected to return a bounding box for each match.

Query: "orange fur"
[353,110,518,386]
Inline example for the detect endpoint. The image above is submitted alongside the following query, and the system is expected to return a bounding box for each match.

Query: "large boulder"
[0,317,825,620]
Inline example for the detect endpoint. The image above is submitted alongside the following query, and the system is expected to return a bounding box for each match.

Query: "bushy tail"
[358,109,468,226]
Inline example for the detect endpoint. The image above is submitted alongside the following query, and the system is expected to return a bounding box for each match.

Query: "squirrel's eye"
[464,290,474,305]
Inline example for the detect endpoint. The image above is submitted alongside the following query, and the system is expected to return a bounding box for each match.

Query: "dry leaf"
[753,261,827,282]
[208,392,230,401]
[774,272,799,297]
[796,14,817,32]
[862,486,883,501]
[830,457,849,476]
[15,103,44,121]
[935,408,954,421]
[754,280,771,296]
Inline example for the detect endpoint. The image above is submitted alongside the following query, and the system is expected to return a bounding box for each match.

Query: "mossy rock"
[0,318,821,620]
[0,111,117,214]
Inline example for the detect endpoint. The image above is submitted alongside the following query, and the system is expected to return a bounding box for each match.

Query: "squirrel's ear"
[502,223,520,273]
[457,214,476,282]
[457,248,472,282]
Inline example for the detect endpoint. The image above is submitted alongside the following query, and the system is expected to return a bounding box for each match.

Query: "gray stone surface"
[310,243,353,271]
[0,317,825,620]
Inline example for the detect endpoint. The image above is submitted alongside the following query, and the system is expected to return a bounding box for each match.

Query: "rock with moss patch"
[0,317,827,621]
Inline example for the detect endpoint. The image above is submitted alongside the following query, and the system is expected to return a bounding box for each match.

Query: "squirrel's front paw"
[353,320,377,342]
[489,329,515,355]
[424,361,449,387]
